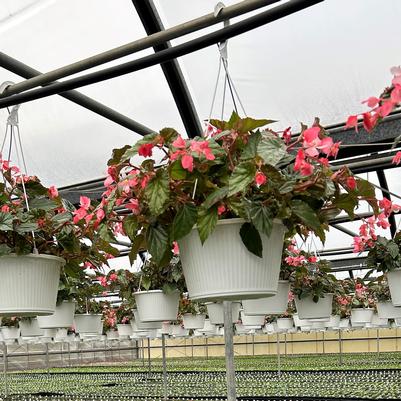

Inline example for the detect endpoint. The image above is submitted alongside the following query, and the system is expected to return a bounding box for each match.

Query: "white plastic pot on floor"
[206,302,241,325]
[37,301,76,329]
[242,281,290,316]
[132,310,162,331]
[350,308,374,324]
[235,323,250,335]
[134,290,179,322]
[240,311,265,327]
[300,325,312,332]
[178,219,286,301]
[1,326,20,340]
[395,317,401,327]
[387,268,401,306]
[19,318,44,337]
[324,315,341,329]
[73,314,102,334]
[295,294,333,320]
[117,324,133,337]
[182,313,206,330]
[276,317,294,330]
[376,301,401,319]
[0,254,63,316]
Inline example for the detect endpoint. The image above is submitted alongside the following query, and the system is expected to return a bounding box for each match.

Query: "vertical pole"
[322,331,325,354]
[141,339,145,367]
[223,300,237,401]
[191,338,194,359]
[162,334,168,401]
[252,334,255,356]
[284,333,287,357]
[67,342,71,367]
[376,328,380,359]
[276,333,281,378]
[338,329,343,365]
[45,342,50,374]
[205,337,209,360]
[3,343,8,397]
[26,343,29,369]
[147,337,151,373]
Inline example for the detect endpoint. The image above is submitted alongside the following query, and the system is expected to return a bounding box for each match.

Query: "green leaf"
[234,117,275,134]
[15,221,38,233]
[144,169,170,216]
[123,215,138,241]
[159,128,179,143]
[334,193,357,219]
[129,233,145,265]
[387,242,399,259]
[98,224,116,243]
[29,197,58,211]
[0,212,13,231]
[171,203,197,241]
[170,160,187,180]
[291,199,325,242]
[197,206,218,244]
[0,244,11,257]
[246,202,273,238]
[146,223,169,265]
[240,132,261,160]
[239,222,263,258]
[141,276,151,291]
[257,132,287,166]
[107,145,131,165]
[52,212,73,226]
[97,239,120,257]
[228,162,256,197]
[201,187,229,209]
[279,181,295,194]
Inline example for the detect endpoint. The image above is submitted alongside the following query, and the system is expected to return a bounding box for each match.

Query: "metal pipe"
[223,300,237,401]
[0,0,323,109]
[0,52,153,136]
[161,334,168,401]
[2,0,281,97]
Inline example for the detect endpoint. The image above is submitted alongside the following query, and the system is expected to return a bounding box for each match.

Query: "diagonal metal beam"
[132,0,202,137]
[0,52,153,136]
[376,169,397,237]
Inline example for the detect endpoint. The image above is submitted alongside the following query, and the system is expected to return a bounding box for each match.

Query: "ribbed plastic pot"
[235,323,250,335]
[292,314,310,328]
[43,328,57,338]
[240,311,265,327]
[263,322,279,334]
[37,301,76,329]
[339,318,350,329]
[182,314,206,330]
[324,315,341,329]
[206,302,241,325]
[311,321,326,330]
[377,301,401,319]
[388,268,401,306]
[199,318,217,334]
[132,310,163,330]
[295,294,333,320]
[19,318,44,337]
[276,317,294,330]
[73,314,102,334]
[55,328,68,339]
[106,330,119,340]
[351,308,374,324]
[117,324,133,337]
[159,321,171,334]
[170,324,189,337]
[134,290,179,322]
[1,327,20,340]
[0,254,63,316]
[242,281,290,316]
[370,313,389,327]
[178,219,286,301]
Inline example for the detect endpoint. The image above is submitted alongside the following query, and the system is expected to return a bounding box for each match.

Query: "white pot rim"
[74,313,102,316]
[134,289,179,295]
[205,301,241,305]
[0,253,65,265]
[352,308,374,311]
[190,217,283,229]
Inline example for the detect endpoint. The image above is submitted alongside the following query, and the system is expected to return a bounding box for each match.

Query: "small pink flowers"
[48,185,59,199]
[181,154,194,172]
[217,204,226,215]
[172,241,180,255]
[254,171,267,186]
[346,177,357,191]
[392,151,401,165]
[294,149,314,176]
[125,198,140,214]
[138,143,154,157]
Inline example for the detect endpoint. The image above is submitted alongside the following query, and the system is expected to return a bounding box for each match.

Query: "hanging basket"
[134,290,179,322]
[55,328,68,340]
[350,308,374,324]
[19,318,44,337]
[132,310,163,330]
[377,301,401,319]
[387,269,401,306]
[295,294,333,320]
[240,311,265,327]
[178,218,286,301]
[73,314,102,334]
[206,302,241,325]
[199,319,217,335]
[0,254,63,316]
[324,315,341,329]
[182,314,206,330]
[242,281,290,316]
[339,318,350,329]
[170,324,189,337]
[276,317,294,330]
[1,326,20,340]
[117,324,133,337]
[37,301,76,329]
[106,330,119,340]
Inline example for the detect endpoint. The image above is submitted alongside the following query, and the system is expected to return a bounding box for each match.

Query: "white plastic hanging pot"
[73,314,102,334]
[199,318,217,335]
[1,326,20,340]
[292,313,310,328]
[0,254,63,316]
[134,290,179,322]
[235,323,250,335]
[55,328,68,339]
[43,328,57,338]
[178,218,286,301]
[276,317,294,330]
[370,313,389,328]
[387,268,401,306]
[37,300,76,329]
[159,321,171,334]
[350,308,374,324]
[339,318,350,329]
[117,324,133,337]
[106,330,119,340]
[170,324,189,337]
[377,301,401,319]
[19,318,44,337]
[295,294,333,320]
[242,281,290,316]
[311,321,326,330]
[132,310,163,330]
[324,315,341,329]
[263,322,279,334]
[240,311,265,327]
[182,314,206,330]
[206,302,241,325]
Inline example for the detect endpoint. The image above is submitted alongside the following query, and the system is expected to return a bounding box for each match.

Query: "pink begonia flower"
[391,87,401,104]
[308,256,317,263]
[104,175,114,188]
[1,205,10,212]
[378,101,394,117]
[172,135,187,149]
[254,171,267,186]
[73,207,87,224]
[141,175,150,189]
[362,97,380,108]
[80,196,91,210]
[113,222,125,236]
[379,198,401,216]
[362,112,378,132]
[109,273,118,282]
[96,208,105,223]
[48,185,59,199]
[190,140,215,161]
[376,213,390,229]
[282,127,292,144]
[217,204,226,215]
[138,143,154,157]
[345,115,358,131]
[172,241,180,255]
[294,149,314,176]
[391,66,401,76]
[346,177,357,190]
[125,199,140,214]
[181,154,194,172]
[353,236,364,253]
[98,276,108,287]
[392,152,401,165]
[288,291,295,302]
[318,157,329,166]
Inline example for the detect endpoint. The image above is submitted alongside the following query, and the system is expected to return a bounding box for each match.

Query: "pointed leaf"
[123,215,138,241]
[246,202,273,238]
[0,212,13,231]
[197,206,218,244]
[171,203,197,240]
[146,224,169,265]
[201,187,229,209]
[257,132,287,166]
[240,132,261,160]
[291,199,325,242]
[107,145,131,165]
[144,169,170,216]
[239,222,263,258]
[228,162,256,197]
